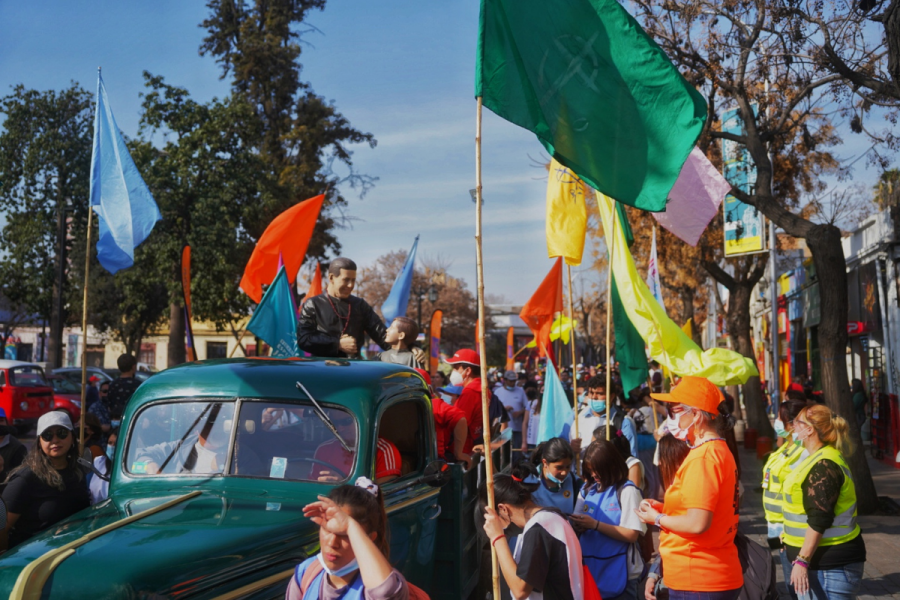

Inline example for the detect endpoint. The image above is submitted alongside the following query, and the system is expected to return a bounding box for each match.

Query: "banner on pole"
[181,246,197,362]
[721,107,765,256]
[506,327,515,371]
[430,310,443,378]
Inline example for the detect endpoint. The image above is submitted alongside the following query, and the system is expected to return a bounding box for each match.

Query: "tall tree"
[133,74,271,366]
[0,84,93,368]
[200,0,377,257]
[631,0,887,510]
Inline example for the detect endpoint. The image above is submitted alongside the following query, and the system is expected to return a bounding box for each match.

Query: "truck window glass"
[126,401,236,476]
[10,366,47,387]
[231,401,358,483]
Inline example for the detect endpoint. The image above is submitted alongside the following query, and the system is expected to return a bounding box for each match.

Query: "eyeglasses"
[40,427,71,442]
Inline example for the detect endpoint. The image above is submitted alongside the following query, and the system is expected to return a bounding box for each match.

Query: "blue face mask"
[106,445,115,461]
[543,465,564,485]
[590,400,606,414]
[318,552,359,577]
[773,419,788,439]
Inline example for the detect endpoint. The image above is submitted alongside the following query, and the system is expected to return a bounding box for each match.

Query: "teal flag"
[246,266,299,358]
[610,204,648,394]
[476,0,707,211]
[90,72,162,273]
[537,362,575,443]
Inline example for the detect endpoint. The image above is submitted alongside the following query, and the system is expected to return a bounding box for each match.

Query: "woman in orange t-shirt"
[637,376,743,600]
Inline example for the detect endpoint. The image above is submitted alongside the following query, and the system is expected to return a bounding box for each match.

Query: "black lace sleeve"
[801,458,845,533]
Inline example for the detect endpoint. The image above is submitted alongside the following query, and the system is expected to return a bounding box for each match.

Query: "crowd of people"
[0,256,871,600]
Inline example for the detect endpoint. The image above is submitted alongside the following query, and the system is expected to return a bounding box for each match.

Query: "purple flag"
[653,147,731,247]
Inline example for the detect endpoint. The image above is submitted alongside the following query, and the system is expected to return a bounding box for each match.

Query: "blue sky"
[0,1,887,304]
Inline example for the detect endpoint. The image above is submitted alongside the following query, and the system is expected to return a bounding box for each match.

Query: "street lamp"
[413,283,439,330]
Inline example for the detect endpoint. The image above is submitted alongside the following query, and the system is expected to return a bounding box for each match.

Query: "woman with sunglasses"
[1,411,89,550]
[781,404,866,600]
[636,377,742,600]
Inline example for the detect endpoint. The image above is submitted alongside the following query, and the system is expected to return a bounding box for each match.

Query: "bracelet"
[594,520,600,531]
[797,553,811,563]
[654,513,667,529]
[792,559,809,569]
[491,534,505,548]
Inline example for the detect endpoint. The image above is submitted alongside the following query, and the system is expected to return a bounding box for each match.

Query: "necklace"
[688,436,725,450]
[325,294,352,335]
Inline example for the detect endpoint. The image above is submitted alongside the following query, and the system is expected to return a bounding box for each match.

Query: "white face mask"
[666,406,694,441]
[449,370,465,386]
[317,552,359,577]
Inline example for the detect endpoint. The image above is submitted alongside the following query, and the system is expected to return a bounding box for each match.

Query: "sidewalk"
[738,445,900,600]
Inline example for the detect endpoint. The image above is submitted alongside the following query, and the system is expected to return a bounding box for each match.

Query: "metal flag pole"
[605,203,618,442]
[567,264,579,440]
[474,96,500,600]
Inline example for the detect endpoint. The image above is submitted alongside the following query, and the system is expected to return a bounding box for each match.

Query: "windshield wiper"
[295,381,351,452]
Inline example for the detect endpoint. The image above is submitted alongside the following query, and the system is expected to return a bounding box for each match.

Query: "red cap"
[445,348,480,367]
[88,376,101,383]
[414,368,432,386]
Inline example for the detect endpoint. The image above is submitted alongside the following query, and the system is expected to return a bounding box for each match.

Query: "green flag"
[476,0,707,211]
[610,203,648,394]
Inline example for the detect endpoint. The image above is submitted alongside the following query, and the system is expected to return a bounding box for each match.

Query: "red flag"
[181,246,197,362]
[303,262,323,305]
[520,257,564,359]
[240,195,325,303]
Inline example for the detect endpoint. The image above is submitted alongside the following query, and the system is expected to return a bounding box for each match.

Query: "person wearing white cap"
[495,369,528,462]
[1,411,89,550]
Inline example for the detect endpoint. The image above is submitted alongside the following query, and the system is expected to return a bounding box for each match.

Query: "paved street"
[737,444,900,600]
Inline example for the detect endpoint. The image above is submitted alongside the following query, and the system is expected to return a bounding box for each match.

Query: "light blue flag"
[90,71,162,274]
[380,236,419,324]
[537,363,575,443]
[246,266,300,358]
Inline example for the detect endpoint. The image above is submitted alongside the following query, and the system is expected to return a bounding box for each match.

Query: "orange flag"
[240,195,325,303]
[303,262,323,305]
[520,257,564,359]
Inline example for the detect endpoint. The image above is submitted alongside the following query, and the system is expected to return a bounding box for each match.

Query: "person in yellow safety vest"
[762,398,810,600]
[782,404,866,600]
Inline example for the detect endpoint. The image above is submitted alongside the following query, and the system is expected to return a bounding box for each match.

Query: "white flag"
[647,228,664,308]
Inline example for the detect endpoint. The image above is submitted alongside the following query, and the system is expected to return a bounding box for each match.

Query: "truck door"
[377,396,440,593]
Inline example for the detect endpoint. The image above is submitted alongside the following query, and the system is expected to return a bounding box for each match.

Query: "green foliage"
[201,0,377,259]
[0,84,93,331]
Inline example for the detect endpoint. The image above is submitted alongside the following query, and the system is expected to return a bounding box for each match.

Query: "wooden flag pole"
[567,264,579,441]
[605,203,618,442]
[475,96,500,600]
[228,327,250,358]
[79,208,94,455]
[648,376,660,433]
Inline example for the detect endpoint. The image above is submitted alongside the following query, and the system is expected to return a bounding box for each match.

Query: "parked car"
[52,367,113,385]
[45,376,82,425]
[0,360,54,435]
[0,358,509,599]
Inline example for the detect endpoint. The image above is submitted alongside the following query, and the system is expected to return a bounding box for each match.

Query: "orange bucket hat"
[650,376,724,414]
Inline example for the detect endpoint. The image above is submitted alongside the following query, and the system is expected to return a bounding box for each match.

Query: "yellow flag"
[546,158,588,266]
[682,318,692,338]
[525,314,577,347]
[596,193,758,386]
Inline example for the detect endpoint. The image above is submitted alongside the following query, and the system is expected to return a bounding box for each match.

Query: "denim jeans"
[668,588,742,600]
[606,578,640,600]
[780,549,799,600]
[795,562,864,600]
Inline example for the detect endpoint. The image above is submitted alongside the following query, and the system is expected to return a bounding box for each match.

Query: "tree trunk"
[728,283,773,437]
[168,302,186,367]
[807,224,879,514]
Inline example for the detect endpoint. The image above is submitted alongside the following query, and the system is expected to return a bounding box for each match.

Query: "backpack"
[734,532,777,600]
[298,558,431,600]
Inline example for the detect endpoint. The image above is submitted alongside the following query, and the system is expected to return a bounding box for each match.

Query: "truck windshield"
[10,366,48,387]
[125,399,358,481]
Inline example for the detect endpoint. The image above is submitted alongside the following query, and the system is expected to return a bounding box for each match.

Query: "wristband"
[793,559,809,569]
[654,513,667,529]
[491,534,505,548]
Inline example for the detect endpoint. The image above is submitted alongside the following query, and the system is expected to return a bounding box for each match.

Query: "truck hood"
[0,487,322,599]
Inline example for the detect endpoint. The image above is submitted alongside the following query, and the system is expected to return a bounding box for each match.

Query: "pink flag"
[653,147,731,246]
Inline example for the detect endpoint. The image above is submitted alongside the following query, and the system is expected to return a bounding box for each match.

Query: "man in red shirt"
[446,349,488,454]
[313,413,401,484]
[416,369,471,469]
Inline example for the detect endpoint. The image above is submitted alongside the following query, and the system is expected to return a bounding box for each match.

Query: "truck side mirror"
[418,460,451,488]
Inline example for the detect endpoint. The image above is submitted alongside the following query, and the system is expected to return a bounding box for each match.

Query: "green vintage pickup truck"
[0,358,510,599]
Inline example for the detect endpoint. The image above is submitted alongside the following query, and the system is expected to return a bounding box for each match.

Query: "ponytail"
[478,461,539,514]
[802,404,856,457]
